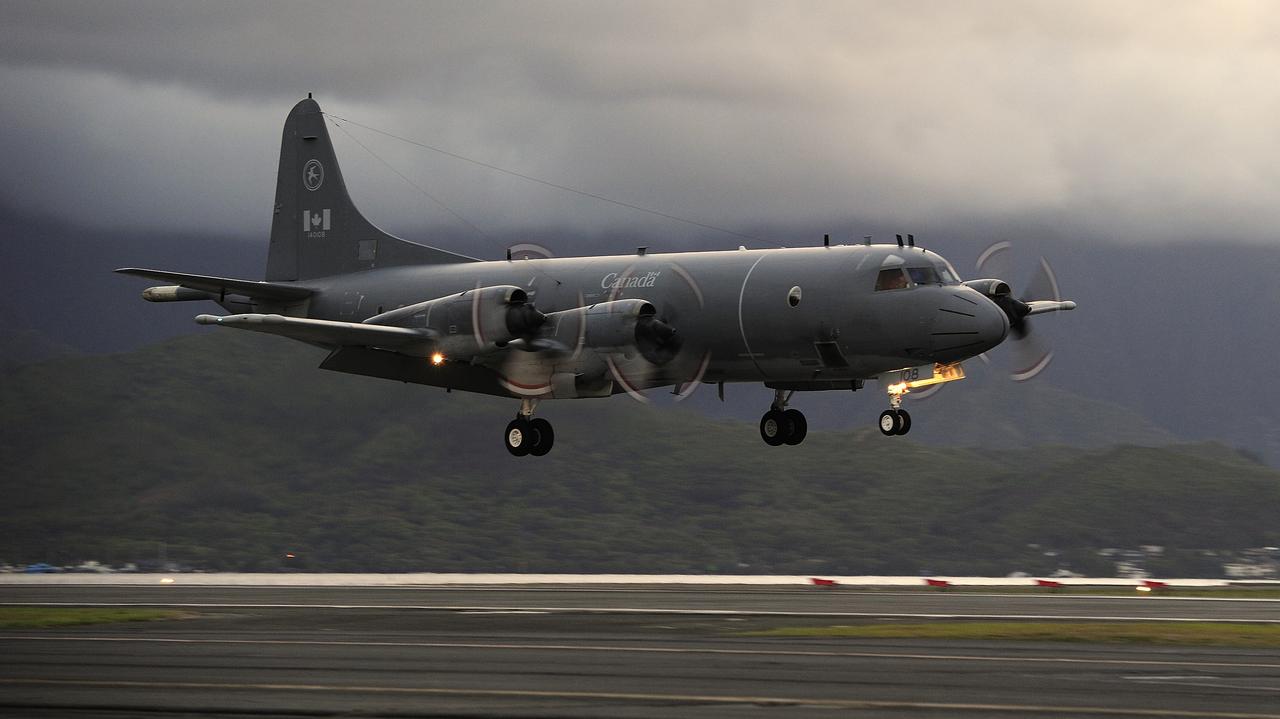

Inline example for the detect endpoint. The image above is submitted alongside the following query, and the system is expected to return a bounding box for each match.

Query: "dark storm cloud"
[3,1,1280,241]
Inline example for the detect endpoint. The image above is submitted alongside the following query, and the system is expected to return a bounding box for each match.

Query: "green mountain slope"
[1,331,1277,574]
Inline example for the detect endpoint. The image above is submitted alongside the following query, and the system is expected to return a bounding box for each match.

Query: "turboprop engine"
[364,285,545,359]
[532,299,681,364]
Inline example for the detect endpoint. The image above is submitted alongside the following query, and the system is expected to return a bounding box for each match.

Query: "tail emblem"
[303,159,324,191]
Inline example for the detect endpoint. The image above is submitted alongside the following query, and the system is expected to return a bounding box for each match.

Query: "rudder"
[265,97,476,281]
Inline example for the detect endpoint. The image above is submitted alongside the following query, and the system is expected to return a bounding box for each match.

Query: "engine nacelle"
[538,299,679,364]
[963,278,1030,329]
[364,285,544,358]
[962,279,1013,298]
[583,299,655,350]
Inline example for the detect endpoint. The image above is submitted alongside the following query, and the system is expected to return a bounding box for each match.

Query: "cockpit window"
[937,264,959,284]
[875,268,909,291]
[906,266,942,286]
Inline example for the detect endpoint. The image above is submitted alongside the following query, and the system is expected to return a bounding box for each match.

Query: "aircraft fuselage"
[295,243,1008,399]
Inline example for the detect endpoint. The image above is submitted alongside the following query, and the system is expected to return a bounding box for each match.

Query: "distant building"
[1223,563,1276,578]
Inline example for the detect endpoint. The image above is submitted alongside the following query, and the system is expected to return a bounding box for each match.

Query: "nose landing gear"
[878,387,912,436]
[759,389,807,446]
[878,408,911,436]
[505,398,555,457]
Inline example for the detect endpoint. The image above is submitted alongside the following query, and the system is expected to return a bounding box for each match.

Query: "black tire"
[878,410,899,436]
[759,410,786,446]
[895,409,912,435]
[528,418,555,456]
[505,418,531,456]
[782,409,807,445]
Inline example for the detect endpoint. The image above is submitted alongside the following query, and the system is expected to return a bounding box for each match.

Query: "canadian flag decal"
[302,209,331,233]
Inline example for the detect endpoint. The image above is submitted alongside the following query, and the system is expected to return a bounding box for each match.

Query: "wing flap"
[116,268,313,301]
[195,313,434,349]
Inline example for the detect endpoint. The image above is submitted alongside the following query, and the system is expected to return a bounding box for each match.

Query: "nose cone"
[930,288,1009,363]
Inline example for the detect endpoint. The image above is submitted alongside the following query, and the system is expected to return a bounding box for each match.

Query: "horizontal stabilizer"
[195,313,434,349]
[116,268,313,302]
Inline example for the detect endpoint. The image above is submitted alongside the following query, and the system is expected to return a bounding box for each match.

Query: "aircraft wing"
[195,313,433,349]
[115,268,313,301]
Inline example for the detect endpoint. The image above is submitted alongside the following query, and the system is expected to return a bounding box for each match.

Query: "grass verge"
[743,621,1280,648]
[0,607,188,629]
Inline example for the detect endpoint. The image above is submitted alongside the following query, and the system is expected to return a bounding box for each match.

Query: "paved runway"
[4,583,1280,622]
[2,585,1279,717]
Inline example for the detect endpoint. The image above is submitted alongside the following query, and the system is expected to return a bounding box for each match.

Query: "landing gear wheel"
[782,409,807,445]
[879,410,900,436]
[759,410,786,446]
[505,418,531,456]
[895,409,912,436]
[527,418,555,456]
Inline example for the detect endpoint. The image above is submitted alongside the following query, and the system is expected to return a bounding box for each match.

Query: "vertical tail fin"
[265,97,477,281]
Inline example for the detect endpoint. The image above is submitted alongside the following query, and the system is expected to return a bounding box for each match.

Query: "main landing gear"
[504,398,554,457]
[759,389,807,446]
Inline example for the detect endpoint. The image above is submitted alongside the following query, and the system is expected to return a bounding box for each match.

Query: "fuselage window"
[875,268,909,291]
[906,266,942,286]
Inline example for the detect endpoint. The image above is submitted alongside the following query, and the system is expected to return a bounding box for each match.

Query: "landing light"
[886,364,965,397]
[431,352,446,366]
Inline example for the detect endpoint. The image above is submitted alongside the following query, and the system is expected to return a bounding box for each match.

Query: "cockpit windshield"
[875,268,908,291]
[876,259,960,291]
[906,266,942,286]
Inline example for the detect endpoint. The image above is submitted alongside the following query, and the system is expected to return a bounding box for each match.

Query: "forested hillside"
[2,331,1277,575]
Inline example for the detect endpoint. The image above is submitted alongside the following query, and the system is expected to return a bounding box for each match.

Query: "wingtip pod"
[194,314,220,325]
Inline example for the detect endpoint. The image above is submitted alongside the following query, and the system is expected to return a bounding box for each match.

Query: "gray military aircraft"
[119,97,1076,456]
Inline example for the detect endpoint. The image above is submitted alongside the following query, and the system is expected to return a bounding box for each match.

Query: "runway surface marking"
[2,678,1278,718]
[1125,677,1280,693]
[5,635,1279,670]
[3,601,1277,622]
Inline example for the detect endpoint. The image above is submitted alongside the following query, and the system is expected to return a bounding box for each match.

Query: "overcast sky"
[3,0,1280,246]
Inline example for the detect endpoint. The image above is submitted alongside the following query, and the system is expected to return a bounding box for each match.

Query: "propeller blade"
[975,240,1014,280]
[605,355,651,403]
[1009,322,1053,381]
[1009,309,1031,340]
[1022,257,1062,303]
[600,259,707,402]
[973,245,1071,381]
[673,351,713,401]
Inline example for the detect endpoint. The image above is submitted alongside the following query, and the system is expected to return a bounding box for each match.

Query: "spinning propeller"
[973,241,1076,382]
[604,261,711,403]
